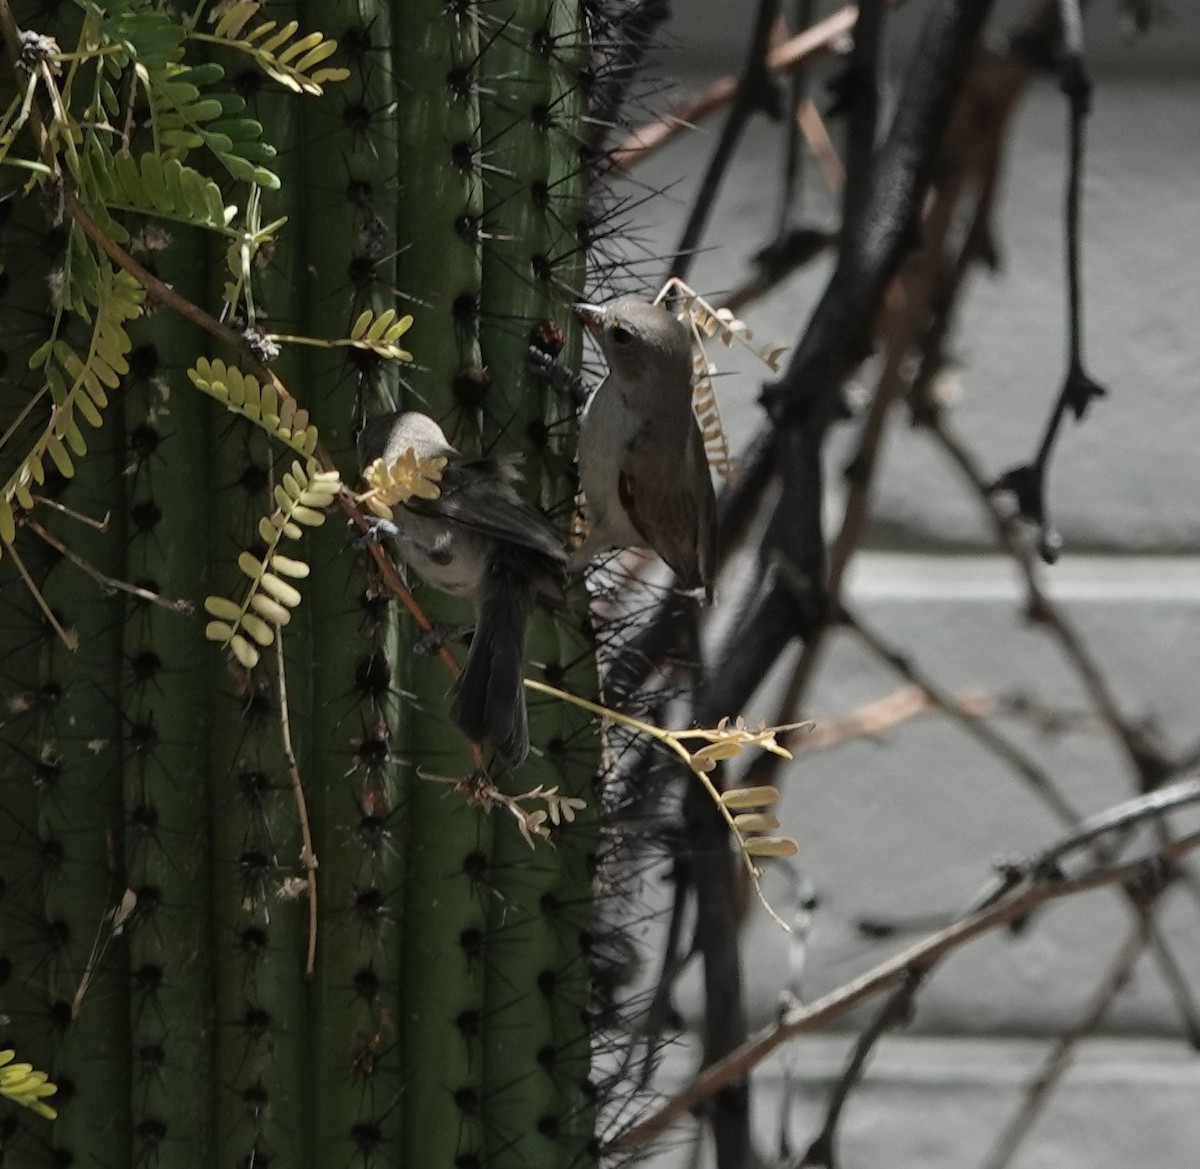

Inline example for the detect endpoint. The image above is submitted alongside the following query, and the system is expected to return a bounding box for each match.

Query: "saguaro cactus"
[0,0,604,1165]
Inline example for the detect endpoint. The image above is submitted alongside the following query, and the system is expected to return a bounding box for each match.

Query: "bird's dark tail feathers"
[451,564,532,767]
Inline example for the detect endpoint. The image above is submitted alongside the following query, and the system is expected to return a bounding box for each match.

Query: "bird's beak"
[572,303,605,330]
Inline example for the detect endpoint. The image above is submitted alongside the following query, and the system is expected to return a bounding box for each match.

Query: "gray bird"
[571,296,717,599]
[357,411,566,767]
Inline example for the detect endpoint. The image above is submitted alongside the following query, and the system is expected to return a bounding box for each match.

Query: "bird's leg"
[413,622,474,656]
[528,345,591,407]
[351,514,401,547]
[353,517,451,567]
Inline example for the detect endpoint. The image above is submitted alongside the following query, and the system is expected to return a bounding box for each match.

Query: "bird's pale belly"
[404,550,478,597]
[394,512,483,599]
[578,387,643,545]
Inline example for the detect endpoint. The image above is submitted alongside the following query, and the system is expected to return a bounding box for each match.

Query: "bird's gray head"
[390,411,451,453]
[574,296,694,392]
[358,410,453,468]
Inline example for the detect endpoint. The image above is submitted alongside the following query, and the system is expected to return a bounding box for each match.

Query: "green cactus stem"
[37,341,130,1164]
[0,181,63,1168]
[121,261,215,1167]
[387,6,496,1168]
[476,5,598,1167]
[207,421,308,1167]
[295,0,406,1157]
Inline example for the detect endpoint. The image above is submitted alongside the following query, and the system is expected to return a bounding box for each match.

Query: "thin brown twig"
[27,519,193,614]
[0,381,51,454]
[606,825,1200,1153]
[798,682,992,752]
[993,694,1103,737]
[800,968,924,1168]
[69,191,249,358]
[928,417,1173,791]
[31,493,111,530]
[1145,930,1200,1049]
[797,98,845,192]
[799,682,1124,756]
[979,914,1151,1169]
[842,606,1086,826]
[4,536,76,649]
[610,3,889,170]
[273,593,318,977]
[347,500,463,679]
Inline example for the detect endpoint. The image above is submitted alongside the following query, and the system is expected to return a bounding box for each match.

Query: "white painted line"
[844,554,1200,603]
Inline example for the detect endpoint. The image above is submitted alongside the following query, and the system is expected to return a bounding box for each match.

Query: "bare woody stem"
[608,823,1200,1152]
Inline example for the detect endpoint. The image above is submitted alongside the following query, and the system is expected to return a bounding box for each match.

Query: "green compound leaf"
[195,1,351,96]
[0,1049,58,1121]
[146,63,280,188]
[203,461,341,669]
[187,358,319,456]
[345,308,415,360]
[0,254,143,561]
[76,133,232,232]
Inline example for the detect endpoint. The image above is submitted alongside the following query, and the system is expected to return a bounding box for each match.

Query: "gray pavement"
[640,1036,1200,1169]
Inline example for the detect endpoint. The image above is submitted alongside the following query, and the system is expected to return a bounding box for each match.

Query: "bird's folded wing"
[407,464,565,566]
[618,451,709,591]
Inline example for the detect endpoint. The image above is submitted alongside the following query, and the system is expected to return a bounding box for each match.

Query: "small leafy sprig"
[658,276,789,370]
[344,308,415,361]
[426,770,588,849]
[0,1049,57,1120]
[204,460,341,669]
[75,132,234,239]
[357,447,446,519]
[0,256,143,579]
[653,277,789,484]
[526,680,804,929]
[10,272,140,488]
[184,323,417,671]
[264,308,415,362]
[188,358,319,457]
[193,1,351,97]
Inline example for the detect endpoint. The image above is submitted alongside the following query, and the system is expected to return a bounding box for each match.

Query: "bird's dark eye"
[610,324,634,345]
